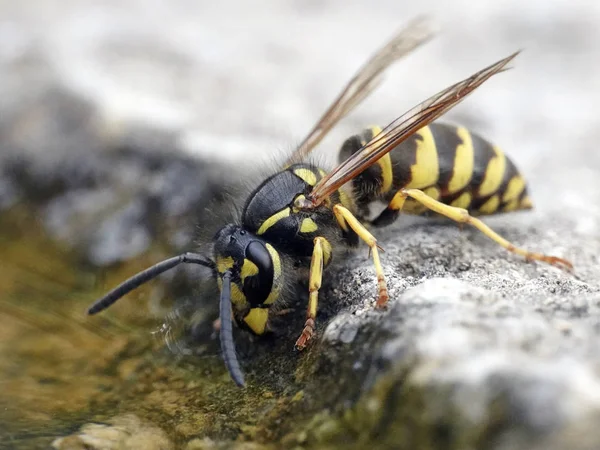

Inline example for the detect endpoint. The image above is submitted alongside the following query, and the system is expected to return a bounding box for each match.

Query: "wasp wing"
[284,16,435,166]
[302,52,519,207]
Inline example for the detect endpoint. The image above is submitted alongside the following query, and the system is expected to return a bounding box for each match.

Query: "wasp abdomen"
[340,123,533,218]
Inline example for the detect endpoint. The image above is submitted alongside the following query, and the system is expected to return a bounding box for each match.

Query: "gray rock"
[51,414,173,450]
[313,217,600,449]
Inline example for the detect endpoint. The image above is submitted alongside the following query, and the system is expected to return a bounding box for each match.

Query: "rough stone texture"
[51,414,173,450]
[2,1,600,449]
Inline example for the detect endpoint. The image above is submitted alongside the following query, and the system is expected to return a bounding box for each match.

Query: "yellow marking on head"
[241,258,258,280]
[216,256,234,274]
[502,176,526,203]
[409,126,439,189]
[294,168,318,186]
[266,244,281,280]
[230,283,247,307]
[318,169,327,178]
[503,198,520,212]
[447,127,474,194]
[479,146,506,197]
[243,308,269,335]
[300,218,318,233]
[520,196,533,209]
[257,207,290,235]
[450,191,472,209]
[478,195,500,215]
[378,154,393,195]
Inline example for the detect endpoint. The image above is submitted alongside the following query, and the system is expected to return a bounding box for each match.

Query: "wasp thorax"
[213,224,283,334]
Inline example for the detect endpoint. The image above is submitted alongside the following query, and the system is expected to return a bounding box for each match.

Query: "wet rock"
[185,438,274,450]
[51,414,173,450]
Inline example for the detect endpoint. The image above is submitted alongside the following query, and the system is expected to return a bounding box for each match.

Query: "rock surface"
[2,1,600,450]
[51,414,173,450]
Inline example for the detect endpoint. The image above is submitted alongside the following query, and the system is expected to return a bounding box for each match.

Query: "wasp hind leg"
[295,236,332,351]
[333,204,390,308]
[381,188,573,271]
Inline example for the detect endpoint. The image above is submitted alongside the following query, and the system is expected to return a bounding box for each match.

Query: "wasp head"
[213,224,283,336]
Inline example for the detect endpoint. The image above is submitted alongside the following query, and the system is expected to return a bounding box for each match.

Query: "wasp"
[88,17,573,387]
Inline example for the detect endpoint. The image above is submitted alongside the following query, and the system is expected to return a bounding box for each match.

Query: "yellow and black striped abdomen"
[340,123,532,217]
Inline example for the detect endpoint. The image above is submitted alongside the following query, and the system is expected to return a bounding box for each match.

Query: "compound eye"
[246,241,272,276]
[244,241,274,306]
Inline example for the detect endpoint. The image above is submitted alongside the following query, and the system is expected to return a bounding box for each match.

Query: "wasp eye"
[243,241,274,306]
[246,242,271,274]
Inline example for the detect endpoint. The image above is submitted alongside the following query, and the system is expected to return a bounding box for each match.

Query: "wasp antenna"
[219,271,246,387]
[88,253,216,315]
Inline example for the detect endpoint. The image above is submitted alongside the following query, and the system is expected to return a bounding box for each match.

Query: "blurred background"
[3,0,599,167]
[1,0,600,449]
[3,0,600,214]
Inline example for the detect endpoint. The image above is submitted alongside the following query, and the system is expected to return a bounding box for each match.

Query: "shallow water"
[1,208,117,444]
[0,206,198,448]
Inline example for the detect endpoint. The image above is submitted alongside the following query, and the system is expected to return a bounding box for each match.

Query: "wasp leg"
[295,237,331,350]
[386,188,573,271]
[333,204,390,308]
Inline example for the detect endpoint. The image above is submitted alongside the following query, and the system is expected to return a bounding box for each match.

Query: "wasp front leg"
[333,204,390,308]
[295,236,332,350]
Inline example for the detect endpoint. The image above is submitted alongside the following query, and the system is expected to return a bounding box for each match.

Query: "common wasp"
[88,17,573,387]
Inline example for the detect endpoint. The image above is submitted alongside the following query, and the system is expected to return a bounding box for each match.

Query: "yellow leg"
[295,236,331,350]
[333,204,390,308]
[390,188,573,270]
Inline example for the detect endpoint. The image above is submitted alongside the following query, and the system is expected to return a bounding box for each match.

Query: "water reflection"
[0,207,220,448]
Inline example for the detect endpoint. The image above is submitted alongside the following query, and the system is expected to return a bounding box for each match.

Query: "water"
[0,206,211,448]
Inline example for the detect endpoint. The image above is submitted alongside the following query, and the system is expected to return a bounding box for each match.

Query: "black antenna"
[219,271,246,387]
[88,253,215,315]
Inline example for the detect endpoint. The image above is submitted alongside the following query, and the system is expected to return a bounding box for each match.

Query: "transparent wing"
[299,51,519,208]
[284,16,436,166]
